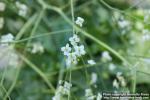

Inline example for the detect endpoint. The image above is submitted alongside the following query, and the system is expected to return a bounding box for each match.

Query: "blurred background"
[0,0,150,100]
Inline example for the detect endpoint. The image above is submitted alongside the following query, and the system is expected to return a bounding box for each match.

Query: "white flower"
[0,17,4,29]
[31,42,44,54]
[97,93,102,100]
[61,43,71,56]
[88,59,96,65]
[118,18,130,29]
[66,52,77,67]
[74,45,86,57]
[109,63,116,71]
[75,17,84,27]
[16,2,28,17]
[0,33,14,46]
[142,30,150,41]
[69,34,80,46]
[116,72,126,87]
[85,89,95,100]
[58,80,63,85]
[85,89,93,97]
[52,94,61,100]
[55,81,72,95]
[116,72,122,77]
[101,51,112,62]
[90,72,97,84]
[9,52,20,67]
[113,79,119,89]
[64,81,72,90]
[0,2,5,11]
[63,81,72,94]
[87,96,96,100]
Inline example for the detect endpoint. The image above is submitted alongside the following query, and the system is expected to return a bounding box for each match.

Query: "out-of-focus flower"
[0,45,20,69]
[0,2,5,11]
[97,93,102,100]
[109,63,116,71]
[16,1,28,17]
[75,17,84,27]
[31,42,44,54]
[101,51,112,62]
[90,72,97,84]
[52,80,72,100]
[118,19,130,29]
[142,29,150,41]
[0,17,4,29]
[88,59,96,65]
[113,79,119,89]
[0,33,14,46]
[85,89,95,100]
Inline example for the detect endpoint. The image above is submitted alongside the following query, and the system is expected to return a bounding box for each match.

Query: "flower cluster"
[16,1,28,17]
[61,17,97,68]
[61,34,86,68]
[0,33,14,46]
[85,89,102,100]
[52,80,72,100]
[113,72,126,89]
[117,16,130,35]
[0,2,5,12]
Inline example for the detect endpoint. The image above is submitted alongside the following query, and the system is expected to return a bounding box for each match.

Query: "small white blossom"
[142,30,150,41]
[90,72,97,84]
[116,72,126,87]
[63,81,72,94]
[116,72,122,78]
[58,80,63,85]
[118,20,130,29]
[113,79,119,89]
[0,2,5,11]
[75,17,84,27]
[97,93,102,100]
[69,34,80,46]
[109,63,116,71]
[85,89,95,100]
[101,51,112,62]
[74,45,86,57]
[9,52,20,67]
[88,60,96,65]
[61,43,71,56]
[54,80,72,96]
[52,93,61,100]
[0,17,4,29]
[66,52,77,68]
[31,42,44,54]
[16,2,28,17]
[0,33,14,46]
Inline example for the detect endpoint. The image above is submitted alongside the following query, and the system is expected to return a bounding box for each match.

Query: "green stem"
[3,67,21,100]
[25,9,45,48]
[20,54,55,92]
[15,14,38,41]
[70,0,75,34]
